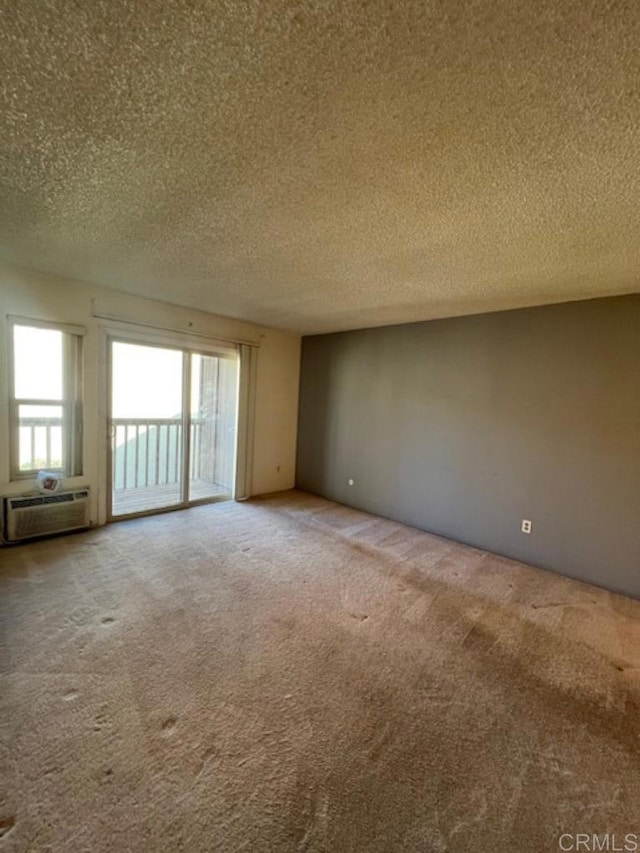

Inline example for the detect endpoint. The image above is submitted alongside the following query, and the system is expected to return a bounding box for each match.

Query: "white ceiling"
[1,0,639,334]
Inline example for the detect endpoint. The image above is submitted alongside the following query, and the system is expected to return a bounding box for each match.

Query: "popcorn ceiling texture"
[1,0,639,333]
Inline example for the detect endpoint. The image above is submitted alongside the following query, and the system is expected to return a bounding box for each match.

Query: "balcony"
[111,417,232,514]
[18,416,232,514]
[18,416,63,472]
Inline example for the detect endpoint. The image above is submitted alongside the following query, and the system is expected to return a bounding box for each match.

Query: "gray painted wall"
[297,296,640,598]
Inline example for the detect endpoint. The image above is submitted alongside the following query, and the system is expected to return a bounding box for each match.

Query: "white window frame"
[8,316,85,481]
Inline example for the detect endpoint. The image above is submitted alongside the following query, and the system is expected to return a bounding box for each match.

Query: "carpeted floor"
[1,490,638,852]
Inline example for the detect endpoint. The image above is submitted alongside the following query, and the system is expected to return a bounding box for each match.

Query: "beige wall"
[0,263,300,524]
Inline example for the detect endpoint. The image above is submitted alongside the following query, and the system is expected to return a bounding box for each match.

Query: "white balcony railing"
[19,416,229,495]
[18,416,63,471]
[112,418,210,490]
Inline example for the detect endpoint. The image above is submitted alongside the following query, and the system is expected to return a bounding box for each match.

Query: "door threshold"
[108,493,232,523]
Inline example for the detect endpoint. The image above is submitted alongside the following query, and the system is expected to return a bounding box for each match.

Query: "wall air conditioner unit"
[3,489,90,543]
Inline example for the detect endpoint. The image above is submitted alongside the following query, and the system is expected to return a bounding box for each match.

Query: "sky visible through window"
[14,326,63,402]
[14,326,64,469]
[16,331,192,470]
[111,342,184,420]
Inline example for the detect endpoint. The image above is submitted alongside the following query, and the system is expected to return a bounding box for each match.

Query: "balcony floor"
[112,479,230,516]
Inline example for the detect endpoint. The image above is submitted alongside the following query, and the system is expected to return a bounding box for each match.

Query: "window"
[9,319,83,480]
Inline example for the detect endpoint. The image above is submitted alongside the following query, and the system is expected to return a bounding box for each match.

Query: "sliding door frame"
[104,326,246,522]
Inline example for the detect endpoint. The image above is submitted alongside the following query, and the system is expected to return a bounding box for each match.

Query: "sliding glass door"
[189,353,238,502]
[109,340,238,519]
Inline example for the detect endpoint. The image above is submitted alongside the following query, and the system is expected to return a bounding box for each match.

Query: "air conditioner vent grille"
[11,493,75,509]
[4,489,90,542]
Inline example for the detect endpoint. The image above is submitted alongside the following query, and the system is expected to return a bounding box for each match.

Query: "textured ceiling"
[1,0,639,334]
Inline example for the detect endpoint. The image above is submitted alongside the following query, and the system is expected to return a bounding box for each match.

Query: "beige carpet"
[1,490,639,852]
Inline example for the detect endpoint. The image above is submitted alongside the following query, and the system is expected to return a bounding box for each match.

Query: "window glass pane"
[191,354,202,416]
[18,404,63,471]
[111,342,183,419]
[14,326,63,400]
[111,342,184,516]
[189,354,238,502]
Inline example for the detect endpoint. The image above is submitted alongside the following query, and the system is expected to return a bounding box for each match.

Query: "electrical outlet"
[521,519,532,534]
[348,478,355,486]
